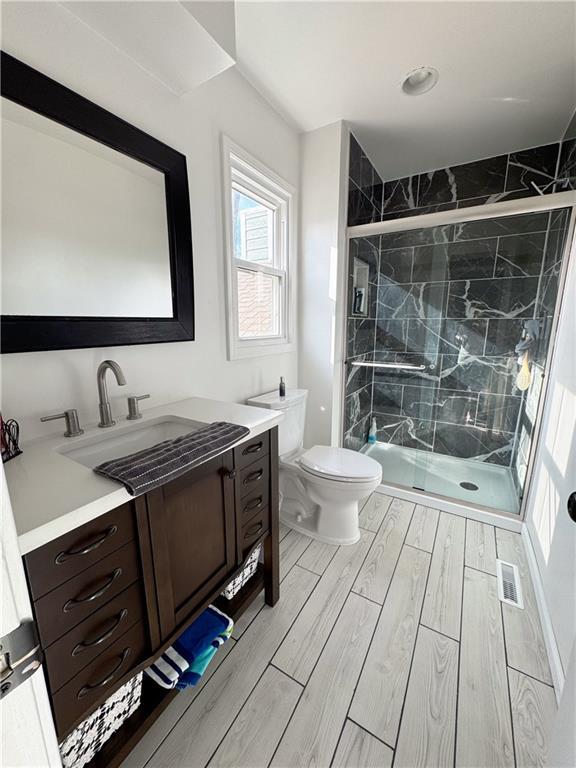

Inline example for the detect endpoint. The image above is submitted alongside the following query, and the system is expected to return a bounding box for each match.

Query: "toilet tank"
[246,389,308,458]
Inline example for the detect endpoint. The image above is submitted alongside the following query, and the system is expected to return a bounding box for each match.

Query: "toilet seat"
[299,445,381,483]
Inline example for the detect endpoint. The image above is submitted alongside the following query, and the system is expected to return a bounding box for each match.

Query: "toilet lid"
[300,446,382,482]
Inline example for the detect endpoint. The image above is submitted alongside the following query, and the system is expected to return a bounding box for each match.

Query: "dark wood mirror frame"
[1,52,195,353]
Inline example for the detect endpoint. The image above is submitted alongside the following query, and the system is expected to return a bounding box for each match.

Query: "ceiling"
[234,1,576,180]
[3,2,574,182]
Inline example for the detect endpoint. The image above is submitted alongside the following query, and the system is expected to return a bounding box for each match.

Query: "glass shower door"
[344,206,572,515]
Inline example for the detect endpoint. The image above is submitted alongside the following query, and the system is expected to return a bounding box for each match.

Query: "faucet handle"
[126,394,150,421]
[41,409,84,438]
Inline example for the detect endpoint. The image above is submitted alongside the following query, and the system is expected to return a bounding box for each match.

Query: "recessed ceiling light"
[401,67,439,96]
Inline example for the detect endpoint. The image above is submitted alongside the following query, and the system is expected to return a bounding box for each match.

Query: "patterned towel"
[94,421,249,496]
[145,605,233,690]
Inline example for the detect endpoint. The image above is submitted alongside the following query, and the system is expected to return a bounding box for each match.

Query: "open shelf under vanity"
[86,564,266,768]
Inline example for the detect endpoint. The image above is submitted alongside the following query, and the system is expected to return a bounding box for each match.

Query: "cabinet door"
[146,451,236,640]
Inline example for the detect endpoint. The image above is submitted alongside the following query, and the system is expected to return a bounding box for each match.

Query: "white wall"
[298,122,347,447]
[524,222,576,675]
[0,3,299,440]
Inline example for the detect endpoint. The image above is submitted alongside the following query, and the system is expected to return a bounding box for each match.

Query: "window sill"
[228,340,295,361]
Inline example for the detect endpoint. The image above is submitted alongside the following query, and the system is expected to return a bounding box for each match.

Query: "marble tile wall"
[380,140,576,222]
[348,134,383,226]
[343,234,378,449]
[343,210,571,474]
[347,131,576,228]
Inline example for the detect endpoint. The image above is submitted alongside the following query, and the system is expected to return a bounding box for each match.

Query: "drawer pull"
[63,568,122,612]
[244,496,263,514]
[245,521,263,537]
[243,441,263,456]
[244,469,263,484]
[55,525,118,564]
[76,647,131,699]
[71,609,128,656]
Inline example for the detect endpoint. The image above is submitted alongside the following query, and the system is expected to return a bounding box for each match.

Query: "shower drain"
[460,481,479,491]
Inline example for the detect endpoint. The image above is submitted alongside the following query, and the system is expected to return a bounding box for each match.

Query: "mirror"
[1,52,194,353]
[2,100,173,318]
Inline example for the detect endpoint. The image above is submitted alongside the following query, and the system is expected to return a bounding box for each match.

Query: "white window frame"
[221,135,296,360]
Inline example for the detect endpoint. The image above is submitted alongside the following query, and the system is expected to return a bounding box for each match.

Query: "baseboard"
[521,525,565,702]
[376,484,522,532]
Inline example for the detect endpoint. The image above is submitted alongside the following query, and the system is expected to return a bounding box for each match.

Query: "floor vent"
[496,559,524,609]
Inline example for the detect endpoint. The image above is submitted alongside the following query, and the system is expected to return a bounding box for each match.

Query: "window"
[222,137,295,359]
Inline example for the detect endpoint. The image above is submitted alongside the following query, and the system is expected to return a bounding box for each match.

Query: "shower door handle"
[568,492,576,523]
[348,361,430,371]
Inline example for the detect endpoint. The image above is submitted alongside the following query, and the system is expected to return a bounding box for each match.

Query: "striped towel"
[94,421,249,496]
[145,605,233,690]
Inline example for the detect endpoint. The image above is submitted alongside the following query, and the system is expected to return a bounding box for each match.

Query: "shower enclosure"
[343,199,574,516]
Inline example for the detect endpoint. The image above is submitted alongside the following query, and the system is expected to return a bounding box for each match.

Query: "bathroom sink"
[57,416,207,469]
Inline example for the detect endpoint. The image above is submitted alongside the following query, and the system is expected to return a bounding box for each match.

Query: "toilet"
[246,389,382,545]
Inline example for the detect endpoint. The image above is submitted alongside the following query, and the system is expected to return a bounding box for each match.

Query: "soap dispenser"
[368,417,377,444]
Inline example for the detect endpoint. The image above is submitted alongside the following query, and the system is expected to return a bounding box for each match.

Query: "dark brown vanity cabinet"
[146,450,237,641]
[24,504,147,736]
[22,427,279,755]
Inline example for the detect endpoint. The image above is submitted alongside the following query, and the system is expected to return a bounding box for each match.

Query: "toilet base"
[278,450,381,547]
[279,505,361,547]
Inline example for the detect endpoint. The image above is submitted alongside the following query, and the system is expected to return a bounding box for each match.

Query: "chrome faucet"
[97,360,127,428]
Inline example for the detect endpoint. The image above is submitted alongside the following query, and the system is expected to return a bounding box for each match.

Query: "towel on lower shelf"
[145,605,233,690]
[93,421,249,496]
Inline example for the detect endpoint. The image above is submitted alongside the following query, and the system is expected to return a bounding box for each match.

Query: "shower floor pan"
[362,442,519,515]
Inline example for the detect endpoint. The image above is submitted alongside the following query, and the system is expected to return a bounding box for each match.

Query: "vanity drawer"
[34,543,140,647]
[44,582,144,693]
[241,506,269,557]
[239,455,269,500]
[234,432,269,470]
[51,620,147,738]
[239,487,270,526]
[25,503,136,600]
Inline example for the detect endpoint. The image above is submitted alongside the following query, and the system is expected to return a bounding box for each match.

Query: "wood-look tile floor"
[123,493,556,768]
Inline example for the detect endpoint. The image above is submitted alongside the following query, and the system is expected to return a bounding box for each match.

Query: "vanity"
[5,397,281,767]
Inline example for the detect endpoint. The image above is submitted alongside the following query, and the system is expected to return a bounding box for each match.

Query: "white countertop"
[5,396,282,555]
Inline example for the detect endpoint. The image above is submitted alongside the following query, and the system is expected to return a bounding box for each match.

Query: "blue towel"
[145,605,233,690]
[176,644,220,689]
